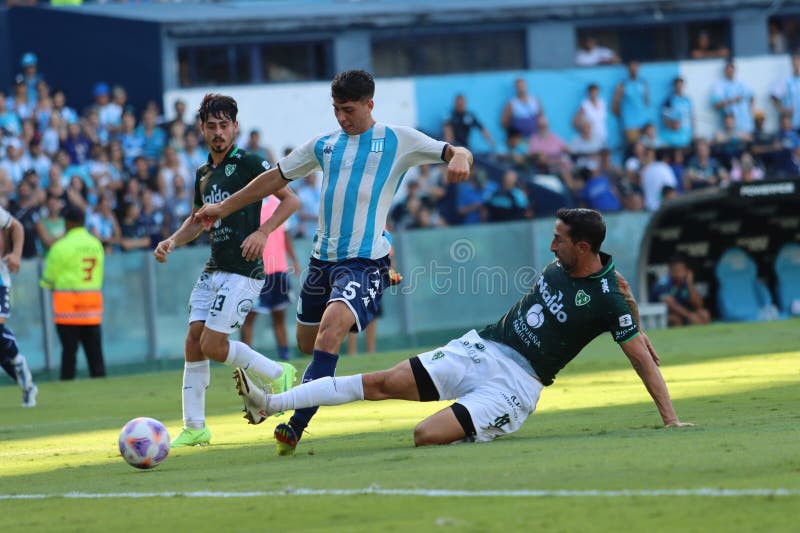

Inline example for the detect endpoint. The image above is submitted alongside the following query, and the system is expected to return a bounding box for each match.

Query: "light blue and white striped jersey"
[771,74,800,128]
[711,78,754,134]
[278,123,447,262]
[0,206,14,287]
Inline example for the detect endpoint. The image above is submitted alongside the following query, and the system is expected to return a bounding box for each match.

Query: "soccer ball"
[118,417,170,470]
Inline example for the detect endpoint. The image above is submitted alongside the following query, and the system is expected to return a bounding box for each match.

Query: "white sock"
[12,354,33,391]
[182,360,210,429]
[268,374,363,413]
[224,340,284,380]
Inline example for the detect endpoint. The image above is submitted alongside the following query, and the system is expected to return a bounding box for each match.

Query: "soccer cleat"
[233,368,271,425]
[170,426,211,447]
[271,362,297,394]
[274,423,298,456]
[21,385,37,408]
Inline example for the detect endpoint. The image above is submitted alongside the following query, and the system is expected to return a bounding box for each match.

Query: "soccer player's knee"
[199,336,226,362]
[362,371,389,399]
[413,423,441,447]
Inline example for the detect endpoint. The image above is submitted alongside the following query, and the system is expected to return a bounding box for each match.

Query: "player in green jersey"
[153,93,299,447]
[235,208,693,446]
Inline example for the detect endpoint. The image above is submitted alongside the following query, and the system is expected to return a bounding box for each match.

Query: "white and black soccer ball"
[118,417,170,470]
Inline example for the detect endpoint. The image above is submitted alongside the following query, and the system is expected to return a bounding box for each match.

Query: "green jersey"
[193,146,271,279]
[479,253,639,386]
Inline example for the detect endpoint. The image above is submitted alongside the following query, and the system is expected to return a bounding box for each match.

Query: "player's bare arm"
[193,166,287,226]
[3,216,24,273]
[443,145,473,183]
[615,271,660,364]
[240,185,300,262]
[153,208,205,263]
[619,336,694,428]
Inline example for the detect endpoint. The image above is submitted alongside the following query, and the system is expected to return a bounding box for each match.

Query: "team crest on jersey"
[225,164,236,177]
[575,290,591,306]
[370,138,385,153]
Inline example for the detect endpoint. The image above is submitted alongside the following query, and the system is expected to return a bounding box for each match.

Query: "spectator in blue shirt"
[0,92,22,137]
[711,61,754,134]
[20,52,42,107]
[578,159,623,212]
[770,54,800,130]
[650,254,711,327]
[613,61,650,145]
[134,109,166,163]
[485,169,532,222]
[457,169,491,225]
[661,77,693,149]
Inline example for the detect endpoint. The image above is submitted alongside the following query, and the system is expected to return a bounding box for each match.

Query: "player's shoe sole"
[274,423,298,456]
[171,426,211,447]
[233,368,271,425]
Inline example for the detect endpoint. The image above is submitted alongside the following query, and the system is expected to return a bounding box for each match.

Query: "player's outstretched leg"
[0,325,37,408]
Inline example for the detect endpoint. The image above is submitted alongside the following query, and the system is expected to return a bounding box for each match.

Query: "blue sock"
[277,345,290,361]
[289,349,339,437]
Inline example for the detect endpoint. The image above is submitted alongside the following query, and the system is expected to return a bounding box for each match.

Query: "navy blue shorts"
[297,255,390,332]
[0,286,10,318]
[254,272,291,313]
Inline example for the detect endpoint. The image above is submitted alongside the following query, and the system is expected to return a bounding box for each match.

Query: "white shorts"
[188,271,264,334]
[417,330,543,443]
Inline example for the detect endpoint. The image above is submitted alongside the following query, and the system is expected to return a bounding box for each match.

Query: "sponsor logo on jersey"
[225,164,236,177]
[236,299,253,316]
[460,339,481,364]
[323,144,334,155]
[261,160,271,170]
[536,275,568,323]
[525,303,545,328]
[618,314,633,327]
[601,278,609,293]
[575,290,591,306]
[203,184,231,204]
[431,350,445,361]
[370,138,385,153]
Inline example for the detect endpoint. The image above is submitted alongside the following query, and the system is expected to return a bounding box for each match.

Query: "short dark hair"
[556,208,606,253]
[331,70,375,102]
[198,93,238,124]
[669,252,689,266]
[61,203,85,225]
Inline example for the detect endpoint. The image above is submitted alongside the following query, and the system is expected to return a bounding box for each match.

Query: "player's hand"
[446,152,471,183]
[665,420,696,428]
[193,203,224,230]
[153,238,175,263]
[387,267,403,286]
[640,332,660,366]
[2,252,21,273]
[241,230,267,262]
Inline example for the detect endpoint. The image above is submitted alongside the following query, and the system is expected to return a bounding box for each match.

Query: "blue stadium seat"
[774,243,800,317]
[715,247,777,322]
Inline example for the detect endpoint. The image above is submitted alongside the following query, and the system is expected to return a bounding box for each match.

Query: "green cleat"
[274,423,298,456]
[270,362,297,395]
[171,426,211,448]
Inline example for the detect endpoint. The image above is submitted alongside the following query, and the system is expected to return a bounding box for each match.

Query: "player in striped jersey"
[194,70,472,454]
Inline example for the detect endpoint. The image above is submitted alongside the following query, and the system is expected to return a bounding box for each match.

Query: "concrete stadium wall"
[165,54,797,156]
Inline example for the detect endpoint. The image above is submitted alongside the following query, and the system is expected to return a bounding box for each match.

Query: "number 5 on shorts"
[342,281,361,300]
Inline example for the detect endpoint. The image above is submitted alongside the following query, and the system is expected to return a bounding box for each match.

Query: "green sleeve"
[245,153,271,182]
[606,290,639,344]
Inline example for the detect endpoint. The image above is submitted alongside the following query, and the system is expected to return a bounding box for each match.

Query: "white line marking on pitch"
[1,488,799,499]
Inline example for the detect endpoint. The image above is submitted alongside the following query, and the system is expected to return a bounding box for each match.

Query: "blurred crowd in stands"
[3,44,800,258]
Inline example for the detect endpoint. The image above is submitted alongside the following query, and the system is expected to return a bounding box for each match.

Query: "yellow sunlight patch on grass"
[541,351,799,412]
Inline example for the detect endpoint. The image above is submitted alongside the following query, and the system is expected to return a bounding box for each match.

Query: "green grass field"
[1,320,799,532]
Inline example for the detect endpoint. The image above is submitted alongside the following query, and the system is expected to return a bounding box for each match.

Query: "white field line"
[1,488,799,499]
